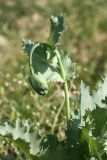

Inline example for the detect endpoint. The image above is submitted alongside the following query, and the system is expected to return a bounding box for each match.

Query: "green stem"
[55,49,70,121]
[64,82,70,120]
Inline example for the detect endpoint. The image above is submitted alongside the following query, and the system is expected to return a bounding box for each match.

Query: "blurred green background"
[0,0,107,159]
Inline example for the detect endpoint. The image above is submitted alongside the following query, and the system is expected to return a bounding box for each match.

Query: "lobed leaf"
[60,50,76,80]
[22,39,34,55]
[93,77,107,108]
[0,119,44,156]
[80,81,96,118]
[0,120,75,160]
[48,14,64,46]
[80,77,107,119]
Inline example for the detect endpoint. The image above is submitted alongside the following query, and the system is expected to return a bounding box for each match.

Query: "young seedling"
[0,14,107,160]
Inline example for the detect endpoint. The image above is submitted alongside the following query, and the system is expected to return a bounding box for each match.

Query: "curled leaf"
[23,40,64,95]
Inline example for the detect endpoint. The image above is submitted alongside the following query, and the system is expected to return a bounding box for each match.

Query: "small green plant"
[0,14,107,160]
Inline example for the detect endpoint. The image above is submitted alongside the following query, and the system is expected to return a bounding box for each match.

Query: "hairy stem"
[55,49,70,121]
